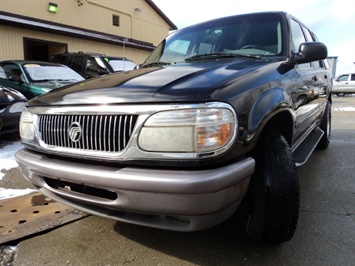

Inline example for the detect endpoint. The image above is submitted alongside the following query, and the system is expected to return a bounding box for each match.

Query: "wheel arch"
[247,87,295,148]
[262,110,294,146]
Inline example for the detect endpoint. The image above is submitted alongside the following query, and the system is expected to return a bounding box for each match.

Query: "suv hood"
[30,59,277,106]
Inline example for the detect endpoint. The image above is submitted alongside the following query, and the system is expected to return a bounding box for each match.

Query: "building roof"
[0,1,177,51]
[146,0,178,31]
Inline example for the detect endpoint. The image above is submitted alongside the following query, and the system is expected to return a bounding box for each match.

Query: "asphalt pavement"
[1,96,354,266]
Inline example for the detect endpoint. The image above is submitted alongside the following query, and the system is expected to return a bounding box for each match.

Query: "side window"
[302,26,313,42]
[51,56,68,65]
[337,75,349,82]
[302,27,324,69]
[1,64,22,80]
[85,57,107,76]
[70,56,84,73]
[351,74,355,81]
[290,19,310,68]
[290,19,306,52]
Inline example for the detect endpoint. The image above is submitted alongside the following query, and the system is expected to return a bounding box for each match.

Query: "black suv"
[51,52,136,79]
[17,12,332,244]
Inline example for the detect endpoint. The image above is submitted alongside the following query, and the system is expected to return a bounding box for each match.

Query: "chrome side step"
[293,127,324,167]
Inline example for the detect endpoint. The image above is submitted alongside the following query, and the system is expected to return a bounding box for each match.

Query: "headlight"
[9,101,26,113]
[138,107,236,153]
[19,110,34,141]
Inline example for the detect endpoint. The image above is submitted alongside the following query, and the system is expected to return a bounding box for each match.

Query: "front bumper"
[16,149,254,231]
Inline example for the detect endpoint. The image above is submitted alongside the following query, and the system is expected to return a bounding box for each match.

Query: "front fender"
[248,87,290,132]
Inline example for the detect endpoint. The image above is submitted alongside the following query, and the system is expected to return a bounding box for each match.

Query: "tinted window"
[84,57,107,77]
[0,64,22,80]
[70,56,85,73]
[51,55,68,65]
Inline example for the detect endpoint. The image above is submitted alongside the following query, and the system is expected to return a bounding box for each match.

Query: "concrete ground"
[1,95,354,266]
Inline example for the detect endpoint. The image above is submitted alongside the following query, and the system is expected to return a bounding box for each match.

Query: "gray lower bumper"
[16,149,254,231]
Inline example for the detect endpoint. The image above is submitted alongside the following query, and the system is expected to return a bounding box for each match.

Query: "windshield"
[143,13,284,66]
[23,64,84,81]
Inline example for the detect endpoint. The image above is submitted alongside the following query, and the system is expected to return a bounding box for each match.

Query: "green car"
[0,60,84,99]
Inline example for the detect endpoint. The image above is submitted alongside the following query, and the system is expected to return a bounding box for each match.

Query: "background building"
[0,0,177,64]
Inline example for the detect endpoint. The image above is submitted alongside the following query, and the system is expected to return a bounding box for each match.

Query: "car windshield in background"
[23,64,84,82]
[143,13,284,66]
[104,57,136,72]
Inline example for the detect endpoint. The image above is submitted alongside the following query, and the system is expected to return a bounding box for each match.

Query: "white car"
[332,73,355,96]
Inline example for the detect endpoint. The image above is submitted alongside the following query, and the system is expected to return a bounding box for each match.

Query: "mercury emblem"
[68,122,82,142]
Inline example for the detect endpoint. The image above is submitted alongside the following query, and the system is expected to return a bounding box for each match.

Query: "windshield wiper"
[141,61,175,68]
[33,79,78,82]
[185,52,261,61]
[33,79,51,82]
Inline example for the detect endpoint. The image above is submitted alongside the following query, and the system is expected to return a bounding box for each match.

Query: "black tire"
[238,131,300,244]
[317,101,331,149]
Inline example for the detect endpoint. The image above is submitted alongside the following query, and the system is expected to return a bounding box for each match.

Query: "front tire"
[238,131,300,244]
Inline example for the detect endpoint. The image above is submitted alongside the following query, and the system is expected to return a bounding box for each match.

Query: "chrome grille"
[38,114,138,152]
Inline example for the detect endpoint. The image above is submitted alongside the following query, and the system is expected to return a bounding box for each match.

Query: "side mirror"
[277,42,328,74]
[295,42,328,64]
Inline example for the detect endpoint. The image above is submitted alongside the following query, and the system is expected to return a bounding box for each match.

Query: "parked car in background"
[16,11,331,244]
[0,85,27,136]
[51,52,136,79]
[332,73,355,96]
[0,60,85,100]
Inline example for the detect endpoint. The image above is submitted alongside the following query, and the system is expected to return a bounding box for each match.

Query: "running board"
[293,127,324,167]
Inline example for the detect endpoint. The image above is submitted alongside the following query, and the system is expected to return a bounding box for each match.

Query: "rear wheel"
[238,131,299,244]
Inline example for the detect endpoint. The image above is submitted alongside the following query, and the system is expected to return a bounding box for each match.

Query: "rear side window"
[69,56,85,73]
[351,74,355,81]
